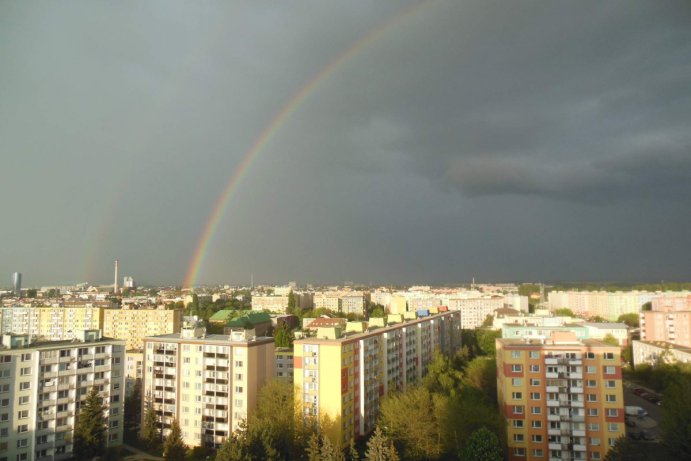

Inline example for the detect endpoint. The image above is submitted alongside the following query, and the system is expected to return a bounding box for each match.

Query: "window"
[513,447,526,457]
[587,394,597,402]
[606,409,618,417]
[532,449,544,457]
[0,356,10,363]
[511,351,522,359]
[587,380,597,387]
[590,437,600,446]
[531,392,541,400]
[17,438,28,447]
[0,400,8,408]
[0,370,8,379]
[604,366,616,375]
[530,351,540,359]
[608,438,617,447]
[513,433,525,442]
[591,452,601,460]
[17,424,28,433]
[532,434,543,442]
[531,420,542,428]
[20,354,31,362]
[531,406,542,415]
[606,380,616,388]
[588,423,600,431]
[17,410,28,419]
[511,364,523,373]
[513,405,524,414]
[19,368,30,376]
[586,366,596,374]
[235,386,244,393]
[586,352,595,359]
[530,364,540,373]
[607,423,618,432]
[19,382,30,391]
[604,353,614,360]
[0,385,8,394]
[235,361,244,367]
[512,420,524,428]
[588,408,599,417]
[512,392,523,400]
[530,378,541,386]
[512,378,523,386]
[606,394,616,403]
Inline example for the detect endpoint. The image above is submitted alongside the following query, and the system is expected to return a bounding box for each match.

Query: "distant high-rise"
[11,272,21,295]
[114,259,119,293]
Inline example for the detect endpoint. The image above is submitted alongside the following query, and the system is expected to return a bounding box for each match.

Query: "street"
[623,381,663,440]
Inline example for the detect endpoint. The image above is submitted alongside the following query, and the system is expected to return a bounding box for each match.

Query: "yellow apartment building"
[103,306,183,350]
[293,310,461,447]
[497,331,625,461]
[141,325,275,448]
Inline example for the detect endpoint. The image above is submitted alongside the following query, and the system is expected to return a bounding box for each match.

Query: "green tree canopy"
[459,427,503,461]
[365,426,400,461]
[274,322,293,348]
[617,313,640,328]
[73,386,107,460]
[163,419,187,461]
[554,308,576,317]
[141,396,161,448]
[661,369,691,458]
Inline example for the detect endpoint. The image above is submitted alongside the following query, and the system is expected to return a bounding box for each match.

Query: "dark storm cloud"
[1,0,690,285]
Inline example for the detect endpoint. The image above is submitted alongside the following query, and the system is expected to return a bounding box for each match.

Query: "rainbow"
[183,1,432,287]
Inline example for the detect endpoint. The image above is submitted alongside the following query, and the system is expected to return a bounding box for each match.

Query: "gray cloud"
[1,0,691,286]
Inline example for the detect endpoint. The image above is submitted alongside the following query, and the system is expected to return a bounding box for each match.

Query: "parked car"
[628,431,642,440]
[640,430,655,441]
[633,388,646,396]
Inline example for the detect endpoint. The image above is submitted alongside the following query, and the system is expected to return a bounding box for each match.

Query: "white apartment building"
[141,326,275,448]
[448,297,504,329]
[547,291,655,320]
[0,330,125,461]
[633,340,691,366]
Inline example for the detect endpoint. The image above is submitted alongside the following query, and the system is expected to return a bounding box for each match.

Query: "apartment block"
[0,330,125,461]
[497,332,625,461]
[640,310,691,348]
[632,340,691,366]
[275,347,294,382]
[125,350,144,397]
[141,326,275,448]
[103,306,183,351]
[547,291,654,320]
[0,306,103,340]
[293,311,461,447]
[448,296,504,329]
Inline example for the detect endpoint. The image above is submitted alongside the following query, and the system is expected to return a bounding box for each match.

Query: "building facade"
[632,340,691,366]
[293,311,462,447]
[640,310,691,348]
[497,332,625,461]
[141,326,275,448]
[0,306,103,341]
[0,330,125,461]
[448,297,504,329]
[103,307,183,351]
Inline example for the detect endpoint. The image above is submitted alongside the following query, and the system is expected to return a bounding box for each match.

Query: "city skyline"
[2,1,691,286]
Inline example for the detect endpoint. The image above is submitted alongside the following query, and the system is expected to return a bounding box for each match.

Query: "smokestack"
[114,260,119,294]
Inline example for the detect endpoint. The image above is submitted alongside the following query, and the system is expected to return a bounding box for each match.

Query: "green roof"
[209,310,234,321]
[226,312,271,328]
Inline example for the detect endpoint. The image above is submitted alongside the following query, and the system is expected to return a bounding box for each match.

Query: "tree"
[601,334,620,346]
[124,379,142,434]
[141,396,161,448]
[591,315,607,323]
[215,431,251,461]
[365,426,399,461]
[423,351,464,397]
[73,386,107,460]
[274,322,293,348]
[642,301,652,311]
[369,304,386,318]
[554,308,575,317]
[476,329,501,356]
[462,357,497,403]
[163,419,187,461]
[288,290,297,313]
[26,288,37,298]
[459,427,503,461]
[379,386,445,460]
[481,315,494,327]
[442,387,507,453]
[661,370,691,458]
[617,313,639,328]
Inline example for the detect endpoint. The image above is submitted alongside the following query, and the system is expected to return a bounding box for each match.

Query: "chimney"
[114,260,119,294]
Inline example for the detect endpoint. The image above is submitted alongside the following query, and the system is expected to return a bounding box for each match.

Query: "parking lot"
[623,381,663,441]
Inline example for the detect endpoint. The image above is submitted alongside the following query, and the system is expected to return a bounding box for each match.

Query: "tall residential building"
[639,310,691,348]
[141,326,275,448]
[448,296,504,329]
[497,332,625,461]
[632,340,691,366]
[102,306,183,350]
[0,306,103,340]
[12,272,21,296]
[547,291,655,320]
[125,349,144,396]
[293,310,462,447]
[0,330,125,461]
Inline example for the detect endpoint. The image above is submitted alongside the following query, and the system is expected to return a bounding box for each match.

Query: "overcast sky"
[2,0,690,287]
